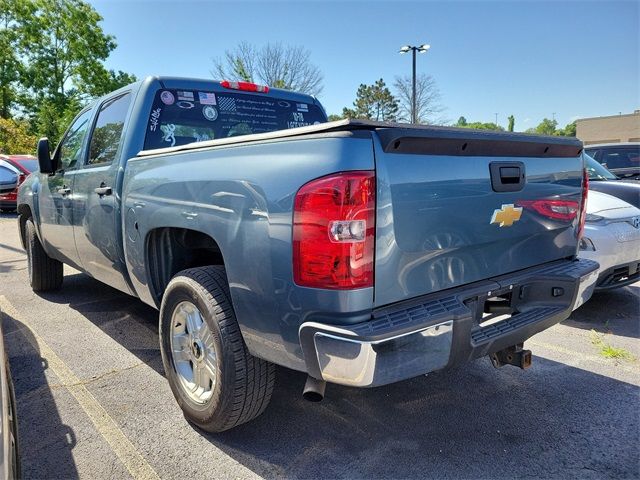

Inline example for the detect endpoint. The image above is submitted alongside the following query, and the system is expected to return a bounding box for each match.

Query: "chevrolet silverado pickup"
[17,76,599,432]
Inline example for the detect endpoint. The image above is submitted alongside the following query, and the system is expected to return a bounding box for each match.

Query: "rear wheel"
[159,266,275,432]
[25,219,63,291]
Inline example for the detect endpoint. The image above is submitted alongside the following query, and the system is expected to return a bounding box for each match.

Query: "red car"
[0,155,37,212]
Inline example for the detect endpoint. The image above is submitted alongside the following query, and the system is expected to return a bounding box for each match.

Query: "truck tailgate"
[373,127,584,307]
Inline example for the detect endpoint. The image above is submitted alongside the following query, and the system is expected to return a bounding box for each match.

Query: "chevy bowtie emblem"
[490,204,523,227]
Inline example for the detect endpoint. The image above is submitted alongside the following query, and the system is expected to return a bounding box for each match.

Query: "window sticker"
[296,103,309,113]
[218,97,237,112]
[202,105,218,121]
[177,101,194,109]
[198,92,217,105]
[149,108,161,131]
[278,101,290,108]
[288,111,311,128]
[195,133,211,142]
[160,91,175,105]
[177,91,194,102]
[160,124,176,146]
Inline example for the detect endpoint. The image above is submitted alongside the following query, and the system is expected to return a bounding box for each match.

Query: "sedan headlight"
[585,213,604,223]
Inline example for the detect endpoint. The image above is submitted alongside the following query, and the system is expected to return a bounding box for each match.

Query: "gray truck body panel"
[18,76,595,377]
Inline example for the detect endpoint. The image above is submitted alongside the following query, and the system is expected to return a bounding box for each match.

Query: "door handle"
[56,185,71,195]
[489,162,526,192]
[95,183,112,197]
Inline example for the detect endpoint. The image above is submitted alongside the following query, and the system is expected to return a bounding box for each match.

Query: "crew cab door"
[37,108,93,267]
[72,92,133,294]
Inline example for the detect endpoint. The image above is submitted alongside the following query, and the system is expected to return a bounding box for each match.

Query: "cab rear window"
[144,89,327,150]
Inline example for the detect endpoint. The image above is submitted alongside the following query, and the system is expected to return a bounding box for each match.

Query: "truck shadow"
[35,271,640,479]
[38,271,165,376]
[563,285,640,340]
[208,358,639,479]
[1,314,79,479]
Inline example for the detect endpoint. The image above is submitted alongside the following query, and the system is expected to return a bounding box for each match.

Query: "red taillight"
[293,171,375,289]
[517,199,579,221]
[578,168,589,239]
[17,174,26,186]
[220,80,269,93]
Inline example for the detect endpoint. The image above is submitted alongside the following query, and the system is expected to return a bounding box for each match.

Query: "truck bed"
[136,119,582,158]
[137,120,584,308]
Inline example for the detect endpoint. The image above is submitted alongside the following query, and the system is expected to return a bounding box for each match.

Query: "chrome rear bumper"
[299,258,599,387]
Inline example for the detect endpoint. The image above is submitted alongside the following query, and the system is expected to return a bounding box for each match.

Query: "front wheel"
[25,219,63,291]
[159,266,275,432]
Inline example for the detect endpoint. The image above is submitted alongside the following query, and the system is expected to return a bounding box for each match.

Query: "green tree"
[507,115,515,132]
[456,119,504,131]
[80,69,137,98]
[17,0,134,143]
[347,79,398,122]
[0,117,38,154]
[340,107,357,119]
[557,121,576,137]
[327,114,344,121]
[0,0,31,118]
[528,118,558,136]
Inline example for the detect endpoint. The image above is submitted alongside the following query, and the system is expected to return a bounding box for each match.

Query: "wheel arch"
[145,227,226,308]
[16,203,33,250]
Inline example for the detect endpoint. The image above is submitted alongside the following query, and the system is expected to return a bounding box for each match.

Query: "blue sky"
[90,0,639,130]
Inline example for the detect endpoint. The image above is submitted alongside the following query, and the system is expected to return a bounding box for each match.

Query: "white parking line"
[0,295,160,480]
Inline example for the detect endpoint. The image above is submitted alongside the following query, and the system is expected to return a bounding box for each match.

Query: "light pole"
[399,44,430,124]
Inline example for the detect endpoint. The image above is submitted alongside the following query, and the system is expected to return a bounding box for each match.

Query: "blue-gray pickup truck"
[17,76,599,432]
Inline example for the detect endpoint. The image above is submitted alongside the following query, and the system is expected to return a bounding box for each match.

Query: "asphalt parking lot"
[0,212,638,479]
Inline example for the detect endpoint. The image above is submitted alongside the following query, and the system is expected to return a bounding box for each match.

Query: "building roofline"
[576,111,640,123]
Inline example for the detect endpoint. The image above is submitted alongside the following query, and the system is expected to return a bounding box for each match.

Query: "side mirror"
[37,138,54,174]
[0,170,17,194]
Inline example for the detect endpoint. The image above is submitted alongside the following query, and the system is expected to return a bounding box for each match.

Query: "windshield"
[144,88,327,150]
[585,154,617,181]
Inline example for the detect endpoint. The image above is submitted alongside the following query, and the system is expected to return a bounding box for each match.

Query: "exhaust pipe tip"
[303,375,326,402]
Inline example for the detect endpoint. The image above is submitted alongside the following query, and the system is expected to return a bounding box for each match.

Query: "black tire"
[25,219,63,292]
[159,266,275,432]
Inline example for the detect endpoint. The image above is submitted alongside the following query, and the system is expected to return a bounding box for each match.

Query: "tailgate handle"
[490,162,525,192]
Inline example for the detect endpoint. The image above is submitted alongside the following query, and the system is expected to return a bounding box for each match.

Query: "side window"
[58,109,92,171]
[601,148,640,169]
[88,93,132,165]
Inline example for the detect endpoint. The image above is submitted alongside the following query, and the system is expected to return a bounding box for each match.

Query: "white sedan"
[579,190,640,290]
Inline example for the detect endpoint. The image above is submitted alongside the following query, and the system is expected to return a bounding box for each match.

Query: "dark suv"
[585,143,640,179]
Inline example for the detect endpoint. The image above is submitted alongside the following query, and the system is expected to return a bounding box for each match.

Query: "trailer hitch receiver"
[490,343,532,369]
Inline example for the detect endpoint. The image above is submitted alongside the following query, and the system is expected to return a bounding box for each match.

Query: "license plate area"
[479,290,515,328]
[464,277,573,346]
